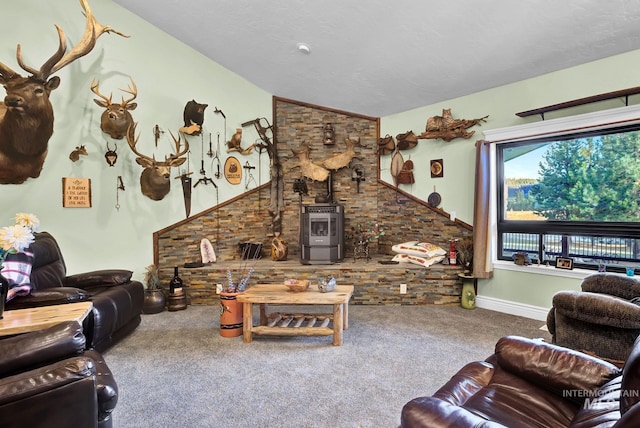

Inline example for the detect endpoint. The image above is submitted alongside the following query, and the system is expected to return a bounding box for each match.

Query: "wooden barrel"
[220,291,243,337]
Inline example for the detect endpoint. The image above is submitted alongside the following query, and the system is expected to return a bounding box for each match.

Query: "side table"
[0,301,93,337]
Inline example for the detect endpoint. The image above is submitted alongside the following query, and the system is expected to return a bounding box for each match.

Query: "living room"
[3,1,640,427]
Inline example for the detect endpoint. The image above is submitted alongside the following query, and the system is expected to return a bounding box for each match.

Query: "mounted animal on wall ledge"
[0,0,128,184]
[91,78,137,139]
[418,108,489,142]
[126,123,189,201]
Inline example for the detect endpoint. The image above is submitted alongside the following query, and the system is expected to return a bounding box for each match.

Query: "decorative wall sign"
[430,159,444,178]
[62,177,92,208]
[224,156,242,184]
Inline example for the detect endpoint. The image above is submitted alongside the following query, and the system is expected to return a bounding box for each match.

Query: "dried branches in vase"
[224,246,261,293]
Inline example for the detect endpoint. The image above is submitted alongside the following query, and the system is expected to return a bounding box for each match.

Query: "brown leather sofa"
[547,273,640,362]
[0,321,117,428]
[401,335,640,427]
[6,231,144,352]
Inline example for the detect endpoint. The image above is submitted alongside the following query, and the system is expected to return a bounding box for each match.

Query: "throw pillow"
[1,251,34,301]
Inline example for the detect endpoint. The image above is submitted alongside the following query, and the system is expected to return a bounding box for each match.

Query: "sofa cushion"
[64,269,133,288]
[28,232,66,290]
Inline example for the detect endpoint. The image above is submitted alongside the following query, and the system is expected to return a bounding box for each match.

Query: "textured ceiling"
[113,0,640,117]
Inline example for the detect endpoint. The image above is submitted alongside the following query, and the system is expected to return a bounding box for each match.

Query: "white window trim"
[483,104,640,278]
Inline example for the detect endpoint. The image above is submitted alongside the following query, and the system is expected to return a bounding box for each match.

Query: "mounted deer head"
[91,78,137,139]
[126,122,189,201]
[0,0,128,184]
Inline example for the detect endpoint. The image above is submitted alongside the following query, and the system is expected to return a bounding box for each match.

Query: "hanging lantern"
[323,122,335,145]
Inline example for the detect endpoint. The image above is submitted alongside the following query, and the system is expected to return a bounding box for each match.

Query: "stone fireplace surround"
[153,98,473,305]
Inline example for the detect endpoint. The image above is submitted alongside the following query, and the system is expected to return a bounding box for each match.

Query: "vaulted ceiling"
[114,0,640,117]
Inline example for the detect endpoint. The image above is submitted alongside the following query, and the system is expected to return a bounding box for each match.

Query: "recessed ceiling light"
[296,43,311,54]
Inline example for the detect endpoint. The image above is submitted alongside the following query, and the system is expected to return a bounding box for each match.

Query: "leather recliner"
[401,335,640,427]
[0,321,118,428]
[6,231,144,352]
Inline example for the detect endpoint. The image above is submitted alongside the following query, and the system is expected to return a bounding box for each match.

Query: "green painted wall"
[380,48,640,311]
[0,0,272,280]
[3,0,638,309]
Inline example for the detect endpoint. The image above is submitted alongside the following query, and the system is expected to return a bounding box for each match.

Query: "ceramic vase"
[219,291,243,337]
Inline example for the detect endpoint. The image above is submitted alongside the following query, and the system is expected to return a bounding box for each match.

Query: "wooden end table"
[236,284,354,346]
[0,301,93,337]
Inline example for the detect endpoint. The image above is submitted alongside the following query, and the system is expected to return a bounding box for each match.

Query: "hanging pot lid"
[428,186,441,207]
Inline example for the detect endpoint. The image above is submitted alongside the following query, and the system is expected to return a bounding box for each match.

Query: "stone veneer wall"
[154,97,474,305]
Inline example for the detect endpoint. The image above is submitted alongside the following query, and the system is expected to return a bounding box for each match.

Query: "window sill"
[493,260,630,280]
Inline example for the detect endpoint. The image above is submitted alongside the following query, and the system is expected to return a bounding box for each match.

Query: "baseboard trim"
[475,295,549,322]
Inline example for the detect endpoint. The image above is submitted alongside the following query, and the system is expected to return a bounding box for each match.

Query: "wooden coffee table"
[0,301,93,337]
[236,283,354,346]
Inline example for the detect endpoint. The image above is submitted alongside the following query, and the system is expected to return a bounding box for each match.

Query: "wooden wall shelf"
[516,86,640,119]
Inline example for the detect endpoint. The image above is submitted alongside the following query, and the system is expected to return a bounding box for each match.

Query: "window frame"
[484,104,640,274]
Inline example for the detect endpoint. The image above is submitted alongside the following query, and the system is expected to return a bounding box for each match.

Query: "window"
[488,105,640,274]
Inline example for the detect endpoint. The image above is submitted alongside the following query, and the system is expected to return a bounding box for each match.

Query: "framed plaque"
[62,177,92,208]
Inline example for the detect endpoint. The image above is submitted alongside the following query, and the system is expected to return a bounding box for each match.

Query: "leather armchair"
[6,232,145,352]
[401,335,640,427]
[0,321,118,428]
[547,273,640,362]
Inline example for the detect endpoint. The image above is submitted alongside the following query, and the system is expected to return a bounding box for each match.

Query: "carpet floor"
[104,304,550,428]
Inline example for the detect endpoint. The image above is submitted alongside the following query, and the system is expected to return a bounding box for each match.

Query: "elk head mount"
[126,122,189,201]
[91,78,137,139]
[0,0,128,184]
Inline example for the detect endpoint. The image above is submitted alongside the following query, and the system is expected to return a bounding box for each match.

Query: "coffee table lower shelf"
[236,284,354,346]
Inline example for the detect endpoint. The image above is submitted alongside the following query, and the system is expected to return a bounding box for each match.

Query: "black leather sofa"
[6,231,144,352]
[401,335,640,427]
[0,321,118,428]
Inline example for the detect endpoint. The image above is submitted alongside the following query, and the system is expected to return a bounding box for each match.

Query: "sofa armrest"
[495,336,619,403]
[0,321,85,377]
[84,349,118,417]
[401,396,507,428]
[0,356,95,406]
[63,269,133,289]
[552,291,640,329]
[5,287,91,310]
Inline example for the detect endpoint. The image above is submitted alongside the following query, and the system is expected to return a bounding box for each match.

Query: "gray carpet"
[104,304,550,428]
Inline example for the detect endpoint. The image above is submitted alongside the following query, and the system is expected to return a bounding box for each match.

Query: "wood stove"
[300,203,344,265]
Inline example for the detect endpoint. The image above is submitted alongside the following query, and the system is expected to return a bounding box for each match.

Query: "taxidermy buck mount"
[418,108,489,142]
[126,122,189,201]
[91,78,137,139]
[0,0,129,184]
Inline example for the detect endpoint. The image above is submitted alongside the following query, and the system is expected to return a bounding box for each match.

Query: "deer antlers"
[0,0,129,83]
[91,78,137,106]
[126,122,189,167]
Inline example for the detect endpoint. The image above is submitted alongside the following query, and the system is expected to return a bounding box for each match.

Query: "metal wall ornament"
[418,108,489,142]
[0,0,129,184]
[323,122,335,145]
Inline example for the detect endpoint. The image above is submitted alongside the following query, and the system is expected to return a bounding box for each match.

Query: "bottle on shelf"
[169,266,183,295]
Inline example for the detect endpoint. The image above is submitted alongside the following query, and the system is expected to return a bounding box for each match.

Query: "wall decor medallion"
[224,156,242,184]
[430,159,444,178]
